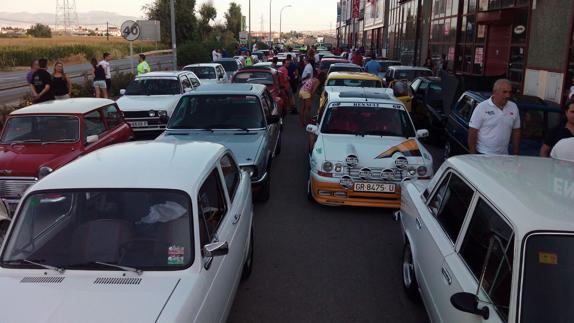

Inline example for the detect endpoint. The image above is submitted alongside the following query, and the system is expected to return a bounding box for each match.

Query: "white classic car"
[116,71,201,135]
[398,155,574,323]
[0,141,254,323]
[306,88,433,208]
[183,63,228,85]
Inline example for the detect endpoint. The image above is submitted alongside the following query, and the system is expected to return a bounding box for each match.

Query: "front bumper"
[310,175,401,208]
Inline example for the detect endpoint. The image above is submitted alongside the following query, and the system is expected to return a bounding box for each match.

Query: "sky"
[0,0,338,31]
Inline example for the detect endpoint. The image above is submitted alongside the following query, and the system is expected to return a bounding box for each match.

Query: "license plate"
[353,182,396,193]
[128,121,148,127]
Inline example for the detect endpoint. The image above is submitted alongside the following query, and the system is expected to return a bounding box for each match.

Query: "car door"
[440,197,511,323]
[102,104,132,143]
[82,109,110,153]
[410,170,476,322]
[447,95,476,154]
[195,167,243,323]
[261,91,279,157]
[180,75,193,93]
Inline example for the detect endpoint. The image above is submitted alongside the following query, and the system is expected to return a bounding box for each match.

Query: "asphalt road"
[0,54,173,106]
[228,102,437,322]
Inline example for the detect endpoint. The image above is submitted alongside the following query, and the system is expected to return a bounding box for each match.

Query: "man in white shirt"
[468,79,521,155]
[301,56,314,82]
[99,52,112,90]
[212,48,221,62]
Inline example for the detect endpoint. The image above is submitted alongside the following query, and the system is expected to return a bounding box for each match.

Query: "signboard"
[239,31,248,42]
[352,0,360,18]
[121,20,140,41]
[136,20,160,41]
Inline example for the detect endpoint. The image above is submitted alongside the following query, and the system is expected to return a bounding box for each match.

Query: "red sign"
[352,0,360,18]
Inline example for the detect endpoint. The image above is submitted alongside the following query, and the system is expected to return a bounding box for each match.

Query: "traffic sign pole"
[121,20,141,75]
[130,42,134,74]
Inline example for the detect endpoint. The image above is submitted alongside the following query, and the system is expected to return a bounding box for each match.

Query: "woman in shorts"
[298,75,320,127]
[91,57,108,98]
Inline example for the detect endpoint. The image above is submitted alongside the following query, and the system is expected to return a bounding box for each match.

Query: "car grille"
[331,166,408,182]
[0,177,36,199]
[124,111,153,118]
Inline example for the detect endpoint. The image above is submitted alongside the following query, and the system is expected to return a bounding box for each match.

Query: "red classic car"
[0,98,133,220]
[231,67,289,116]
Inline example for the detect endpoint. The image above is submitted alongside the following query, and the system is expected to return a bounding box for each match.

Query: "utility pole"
[106,21,109,41]
[170,0,177,70]
[279,5,291,43]
[248,0,251,47]
[268,0,272,45]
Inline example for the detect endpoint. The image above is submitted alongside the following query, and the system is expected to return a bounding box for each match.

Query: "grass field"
[0,36,165,69]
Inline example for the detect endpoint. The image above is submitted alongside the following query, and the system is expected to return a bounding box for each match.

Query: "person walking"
[468,79,521,155]
[30,58,55,104]
[137,54,151,75]
[298,75,320,126]
[99,52,112,91]
[540,98,574,157]
[52,61,72,100]
[91,57,108,98]
[364,53,380,75]
[301,56,314,83]
[26,60,39,85]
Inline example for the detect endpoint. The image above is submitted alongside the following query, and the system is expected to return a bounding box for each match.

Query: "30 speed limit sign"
[121,20,141,41]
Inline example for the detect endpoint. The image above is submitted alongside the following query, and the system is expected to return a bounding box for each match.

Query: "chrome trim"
[251,172,268,185]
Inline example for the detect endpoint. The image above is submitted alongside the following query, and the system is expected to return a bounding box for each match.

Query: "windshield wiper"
[67,261,142,275]
[2,259,65,274]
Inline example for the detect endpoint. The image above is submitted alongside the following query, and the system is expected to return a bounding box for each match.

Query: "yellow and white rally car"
[306,88,433,208]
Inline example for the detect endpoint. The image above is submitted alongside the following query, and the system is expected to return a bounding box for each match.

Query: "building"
[337,0,574,104]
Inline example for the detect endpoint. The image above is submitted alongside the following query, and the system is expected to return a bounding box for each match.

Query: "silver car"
[156,84,281,202]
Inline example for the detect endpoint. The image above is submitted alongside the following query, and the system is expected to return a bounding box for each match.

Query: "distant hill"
[0,11,142,28]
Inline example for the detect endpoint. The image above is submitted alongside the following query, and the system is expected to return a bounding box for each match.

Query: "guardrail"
[0,50,173,92]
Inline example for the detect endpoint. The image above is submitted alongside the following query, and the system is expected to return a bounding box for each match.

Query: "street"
[228,112,431,323]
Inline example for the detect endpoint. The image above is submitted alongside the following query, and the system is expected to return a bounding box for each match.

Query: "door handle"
[232,213,241,224]
[415,217,422,230]
[441,267,452,285]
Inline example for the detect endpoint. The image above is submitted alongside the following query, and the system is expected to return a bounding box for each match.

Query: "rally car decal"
[375,139,422,159]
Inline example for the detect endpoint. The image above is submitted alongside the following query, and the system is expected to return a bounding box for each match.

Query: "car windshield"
[125,78,181,95]
[320,61,343,70]
[521,234,574,322]
[233,71,274,85]
[168,95,265,130]
[1,190,193,271]
[321,105,415,137]
[393,69,433,81]
[184,66,216,79]
[520,108,563,141]
[326,78,381,87]
[1,116,79,144]
[216,60,238,72]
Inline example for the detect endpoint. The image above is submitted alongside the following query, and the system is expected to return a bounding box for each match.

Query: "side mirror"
[306,124,318,134]
[202,241,229,258]
[450,292,490,320]
[86,135,99,145]
[119,89,126,95]
[416,129,429,138]
[267,115,280,124]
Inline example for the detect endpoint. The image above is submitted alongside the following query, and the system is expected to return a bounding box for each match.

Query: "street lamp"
[268,0,272,46]
[279,5,292,43]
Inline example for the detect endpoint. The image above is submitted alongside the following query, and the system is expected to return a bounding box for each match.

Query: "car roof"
[30,141,226,193]
[214,58,238,62]
[10,98,115,115]
[445,155,574,235]
[329,63,362,68]
[188,83,266,95]
[324,87,398,103]
[321,58,348,62]
[463,91,561,111]
[376,59,401,63]
[327,71,382,80]
[236,66,278,74]
[388,65,432,72]
[414,76,441,82]
[135,71,189,78]
[184,63,220,68]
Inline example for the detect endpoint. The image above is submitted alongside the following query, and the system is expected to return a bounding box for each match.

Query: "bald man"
[468,79,521,155]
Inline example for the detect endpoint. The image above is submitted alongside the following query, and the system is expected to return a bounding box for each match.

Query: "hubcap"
[403,247,414,287]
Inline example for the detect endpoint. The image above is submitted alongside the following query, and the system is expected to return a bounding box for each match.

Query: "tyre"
[307,177,314,202]
[254,171,271,202]
[241,228,254,281]
[402,242,421,302]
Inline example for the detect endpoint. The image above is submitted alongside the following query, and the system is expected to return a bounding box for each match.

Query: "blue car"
[444,91,563,158]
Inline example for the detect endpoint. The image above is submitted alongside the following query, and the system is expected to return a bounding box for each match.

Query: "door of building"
[485,25,511,76]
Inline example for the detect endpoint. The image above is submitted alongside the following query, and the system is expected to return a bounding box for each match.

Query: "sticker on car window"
[168,245,185,265]
[538,252,558,265]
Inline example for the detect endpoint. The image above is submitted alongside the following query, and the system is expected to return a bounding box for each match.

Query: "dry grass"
[0,36,156,48]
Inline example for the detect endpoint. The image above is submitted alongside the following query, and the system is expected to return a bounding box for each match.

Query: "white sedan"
[0,141,254,323]
[183,63,228,85]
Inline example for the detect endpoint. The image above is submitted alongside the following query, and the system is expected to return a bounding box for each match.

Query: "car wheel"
[444,139,452,161]
[254,171,271,203]
[307,176,314,202]
[241,227,254,281]
[402,242,421,302]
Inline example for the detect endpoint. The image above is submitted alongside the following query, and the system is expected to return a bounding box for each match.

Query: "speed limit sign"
[121,20,141,41]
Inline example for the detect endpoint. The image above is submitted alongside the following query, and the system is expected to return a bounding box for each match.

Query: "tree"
[224,2,242,38]
[198,1,217,39]
[27,23,51,38]
[145,0,198,44]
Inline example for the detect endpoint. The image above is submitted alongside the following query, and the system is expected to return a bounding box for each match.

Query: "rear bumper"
[310,176,401,208]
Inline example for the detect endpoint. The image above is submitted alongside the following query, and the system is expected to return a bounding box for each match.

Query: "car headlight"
[38,166,53,179]
[148,110,157,117]
[240,165,257,178]
[322,161,333,172]
[345,155,359,167]
[359,167,372,179]
[417,166,427,176]
[158,110,168,117]
[395,156,408,169]
[339,175,353,189]
[334,163,343,173]
[407,166,416,176]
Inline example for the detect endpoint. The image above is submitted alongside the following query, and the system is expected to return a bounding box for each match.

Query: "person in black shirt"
[30,58,55,103]
[540,98,574,157]
[52,61,72,99]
